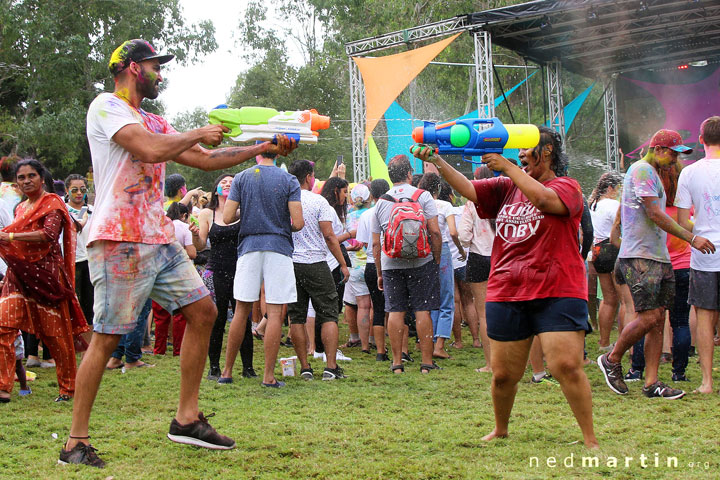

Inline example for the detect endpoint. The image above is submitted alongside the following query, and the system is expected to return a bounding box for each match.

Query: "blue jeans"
[111,299,152,364]
[431,242,454,340]
[630,268,690,376]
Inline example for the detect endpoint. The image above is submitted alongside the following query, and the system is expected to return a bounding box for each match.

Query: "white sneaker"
[334,350,352,362]
[313,351,324,359]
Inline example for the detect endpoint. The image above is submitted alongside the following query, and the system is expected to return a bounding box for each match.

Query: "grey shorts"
[88,241,209,335]
[614,257,674,312]
[382,260,440,313]
[688,269,720,310]
[288,261,338,325]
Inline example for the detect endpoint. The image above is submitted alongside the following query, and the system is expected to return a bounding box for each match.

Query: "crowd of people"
[0,38,719,469]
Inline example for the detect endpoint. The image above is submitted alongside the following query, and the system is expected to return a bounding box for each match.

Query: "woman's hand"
[412,145,440,165]
[0,232,9,243]
[481,153,514,173]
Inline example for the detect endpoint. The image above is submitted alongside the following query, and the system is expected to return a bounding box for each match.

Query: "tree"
[0,0,217,178]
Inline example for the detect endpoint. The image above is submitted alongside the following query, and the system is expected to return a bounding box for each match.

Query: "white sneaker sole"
[167,433,235,450]
[596,355,628,395]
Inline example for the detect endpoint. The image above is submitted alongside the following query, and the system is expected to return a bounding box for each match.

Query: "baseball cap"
[649,129,693,154]
[108,39,174,76]
[350,183,370,203]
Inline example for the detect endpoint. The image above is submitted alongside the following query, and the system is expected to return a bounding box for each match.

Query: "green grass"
[1,325,719,479]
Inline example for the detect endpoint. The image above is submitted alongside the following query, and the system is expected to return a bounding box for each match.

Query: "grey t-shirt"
[228,165,301,258]
[370,184,438,270]
[618,161,670,263]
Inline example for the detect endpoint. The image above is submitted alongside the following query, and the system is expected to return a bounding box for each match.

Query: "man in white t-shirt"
[287,160,349,381]
[61,39,297,468]
[676,116,720,395]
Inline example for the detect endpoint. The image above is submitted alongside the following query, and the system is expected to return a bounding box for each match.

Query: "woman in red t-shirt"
[412,126,598,448]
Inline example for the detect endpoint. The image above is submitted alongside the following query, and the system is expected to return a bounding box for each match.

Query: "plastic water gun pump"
[208,106,330,144]
[410,117,539,160]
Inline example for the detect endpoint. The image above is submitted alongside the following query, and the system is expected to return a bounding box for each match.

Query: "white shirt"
[448,206,467,269]
[356,206,376,263]
[675,157,720,271]
[435,198,453,244]
[173,219,193,247]
[0,198,12,275]
[590,198,619,243]
[67,204,94,263]
[292,190,335,264]
[325,210,344,271]
[458,202,494,256]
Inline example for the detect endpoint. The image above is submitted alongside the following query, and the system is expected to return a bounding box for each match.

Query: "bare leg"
[695,307,718,394]
[402,322,409,355]
[291,323,309,369]
[470,282,491,368]
[482,337,533,441]
[597,273,619,347]
[540,331,599,448]
[608,307,663,367]
[356,295,371,351]
[322,321,339,370]
[306,316,316,354]
[373,325,386,354]
[387,312,405,369]
[221,301,252,379]
[588,261,599,331]
[529,336,544,374]
[344,303,358,346]
[662,314,672,355]
[261,303,284,384]
[415,311,434,366]
[616,283,635,335]
[66,333,122,449]
[452,281,464,348]
[641,312,665,387]
[460,280,479,347]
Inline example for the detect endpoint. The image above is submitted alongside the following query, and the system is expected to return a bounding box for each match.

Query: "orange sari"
[0,193,89,340]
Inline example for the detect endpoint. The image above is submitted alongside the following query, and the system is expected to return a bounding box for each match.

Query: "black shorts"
[486,297,590,342]
[382,260,440,313]
[288,261,338,325]
[688,269,720,310]
[614,257,674,312]
[591,239,619,274]
[454,266,466,283]
[465,252,491,283]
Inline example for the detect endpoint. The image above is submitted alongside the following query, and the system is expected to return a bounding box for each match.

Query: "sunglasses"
[70,187,88,194]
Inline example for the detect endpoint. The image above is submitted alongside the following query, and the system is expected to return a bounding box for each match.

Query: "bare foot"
[0,390,10,402]
[475,366,492,373]
[433,350,451,359]
[472,341,481,348]
[481,429,508,442]
[125,361,155,369]
[105,358,124,370]
[693,385,713,394]
[585,439,600,449]
[451,342,463,349]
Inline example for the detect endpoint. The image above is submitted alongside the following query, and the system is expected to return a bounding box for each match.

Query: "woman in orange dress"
[0,159,89,403]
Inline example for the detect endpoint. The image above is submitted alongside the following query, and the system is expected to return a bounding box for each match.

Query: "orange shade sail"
[353,33,462,145]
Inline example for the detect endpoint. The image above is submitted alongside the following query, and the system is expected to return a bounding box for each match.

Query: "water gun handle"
[409,144,438,158]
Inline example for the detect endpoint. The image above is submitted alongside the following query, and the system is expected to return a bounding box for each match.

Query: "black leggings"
[207,269,253,369]
[363,263,386,327]
[75,260,94,325]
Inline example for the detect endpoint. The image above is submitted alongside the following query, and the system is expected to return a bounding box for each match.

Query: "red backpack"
[381,189,431,259]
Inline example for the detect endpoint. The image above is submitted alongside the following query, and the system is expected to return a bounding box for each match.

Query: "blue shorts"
[88,241,210,335]
[486,297,590,342]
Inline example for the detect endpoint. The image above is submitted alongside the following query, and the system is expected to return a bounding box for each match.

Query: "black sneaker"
[401,352,414,363]
[207,366,221,381]
[671,373,689,382]
[167,412,235,450]
[376,353,390,362]
[58,443,105,468]
[624,368,643,382]
[300,367,314,380]
[597,353,628,395]
[322,366,346,380]
[642,381,685,399]
[242,367,258,378]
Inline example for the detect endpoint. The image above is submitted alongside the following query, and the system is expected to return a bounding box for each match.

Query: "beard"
[140,80,159,100]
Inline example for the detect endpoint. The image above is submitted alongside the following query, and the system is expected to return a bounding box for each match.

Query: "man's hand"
[377,275,383,291]
[263,134,298,157]
[481,153,515,173]
[691,235,716,254]
[412,145,440,165]
[198,124,229,147]
[340,266,350,285]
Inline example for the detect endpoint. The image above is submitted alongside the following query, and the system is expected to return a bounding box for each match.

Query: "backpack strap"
[380,193,397,203]
[411,189,425,202]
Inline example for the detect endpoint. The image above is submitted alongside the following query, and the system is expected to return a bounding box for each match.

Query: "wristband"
[9,233,13,241]
[691,235,696,246]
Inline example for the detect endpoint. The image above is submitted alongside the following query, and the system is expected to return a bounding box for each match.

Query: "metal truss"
[603,76,620,171]
[546,59,566,145]
[348,58,369,182]
[345,16,468,56]
[474,31,494,119]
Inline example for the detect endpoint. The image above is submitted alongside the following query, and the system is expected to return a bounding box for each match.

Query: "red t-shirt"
[665,206,691,270]
[472,176,587,302]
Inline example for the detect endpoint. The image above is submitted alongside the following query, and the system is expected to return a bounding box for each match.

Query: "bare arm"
[184,243,197,260]
[426,216,442,264]
[446,214,466,260]
[288,201,304,232]
[223,198,240,225]
[609,207,622,249]
[642,197,715,253]
[320,221,349,283]
[372,232,383,291]
[412,148,477,203]
[192,209,212,251]
[458,203,474,247]
[676,207,693,232]
[0,230,49,243]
